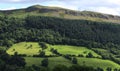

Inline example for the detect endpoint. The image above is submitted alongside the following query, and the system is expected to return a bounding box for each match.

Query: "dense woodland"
[0,15,120,70]
[1,16,120,47]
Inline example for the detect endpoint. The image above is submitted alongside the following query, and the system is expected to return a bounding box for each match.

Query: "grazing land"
[7,42,120,70]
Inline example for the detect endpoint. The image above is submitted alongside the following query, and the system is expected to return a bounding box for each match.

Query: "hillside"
[6,42,120,70]
[0,14,120,65]
[0,5,120,23]
[0,5,120,71]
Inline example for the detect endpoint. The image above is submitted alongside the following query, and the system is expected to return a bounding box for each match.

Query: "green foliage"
[93,48,120,64]
[1,6,120,71]
[86,52,94,58]
[0,50,26,71]
[0,12,120,71]
[1,15,120,49]
[24,16,120,46]
[39,42,48,50]
[9,52,26,67]
[64,54,72,60]
[72,57,78,64]
[41,58,49,67]
[39,51,45,57]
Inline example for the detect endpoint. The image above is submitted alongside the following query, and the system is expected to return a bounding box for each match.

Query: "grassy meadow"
[24,57,120,70]
[51,45,101,57]
[6,42,120,70]
[7,42,101,57]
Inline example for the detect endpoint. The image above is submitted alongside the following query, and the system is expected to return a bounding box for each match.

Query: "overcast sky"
[0,0,120,16]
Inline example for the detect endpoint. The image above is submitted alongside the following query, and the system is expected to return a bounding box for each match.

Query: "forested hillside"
[0,16,120,48]
[0,5,120,71]
[0,15,120,65]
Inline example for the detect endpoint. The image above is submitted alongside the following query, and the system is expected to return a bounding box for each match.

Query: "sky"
[0,0,120,16]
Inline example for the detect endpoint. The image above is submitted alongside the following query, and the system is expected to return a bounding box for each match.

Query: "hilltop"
[0,5,120,23]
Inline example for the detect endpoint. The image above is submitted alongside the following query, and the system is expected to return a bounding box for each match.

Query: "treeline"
[1,16,120,48]
[0,49,26,71]
[25,16,120,45]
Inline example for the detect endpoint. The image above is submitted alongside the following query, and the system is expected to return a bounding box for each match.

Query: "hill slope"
[6,42,120,70]
[0,4,120,71]
[0,5,120,23]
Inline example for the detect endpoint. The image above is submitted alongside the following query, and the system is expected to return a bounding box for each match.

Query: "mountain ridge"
[0,5,120,23]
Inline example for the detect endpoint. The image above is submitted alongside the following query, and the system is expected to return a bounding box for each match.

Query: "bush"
[39,51,45,57]
[51,48,62,56]
[39,42,48,50]
[78,54,84,57]
[64,54,72,60]
[41,58,49,67]
[86,52,94,58]
[72,57,78,64]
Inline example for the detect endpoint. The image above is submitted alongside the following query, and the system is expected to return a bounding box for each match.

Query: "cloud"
[42,1,78,10]
[11,0,22,2]
[0,0,23,3]
[40,0,120,15]
[81,7,120,15]
[0,0,50,3]
[0,7,16,10]
[107,0,120,5]
[58,0,120,15]
[97,7,120,15]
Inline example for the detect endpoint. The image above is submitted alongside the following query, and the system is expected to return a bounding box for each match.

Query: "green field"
[7,42,53,56]
[51,45,100,57]
[7,42,101,57]
[25,57,71,67]
[25,57,120,70]
[77,58,120,69]
[7,42,41,56]
[7,42,120,70]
